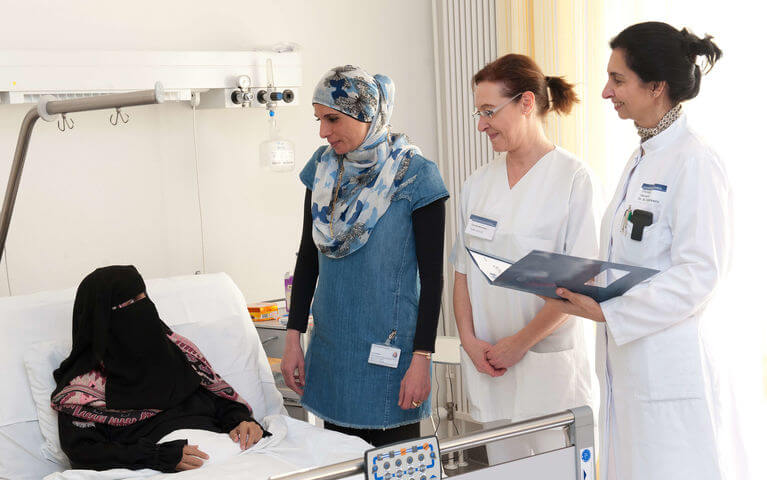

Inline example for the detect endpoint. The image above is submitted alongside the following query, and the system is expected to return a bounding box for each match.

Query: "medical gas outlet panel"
[0,48,302,108]
[196,73,300,110]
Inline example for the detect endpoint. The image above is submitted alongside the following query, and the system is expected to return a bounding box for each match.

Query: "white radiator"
[431,0,498,418]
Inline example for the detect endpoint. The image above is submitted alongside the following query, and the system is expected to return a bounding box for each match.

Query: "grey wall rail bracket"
[0,83,165,264]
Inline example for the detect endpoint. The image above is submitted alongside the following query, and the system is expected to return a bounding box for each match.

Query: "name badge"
[368,344,401,368]
[637,182,667,207]
[641,183,667,192]
[465,214,498,241]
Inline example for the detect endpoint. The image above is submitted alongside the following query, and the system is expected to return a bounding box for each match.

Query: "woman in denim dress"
[280,65,449,446]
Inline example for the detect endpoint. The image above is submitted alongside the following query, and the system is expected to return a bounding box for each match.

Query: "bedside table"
[254,318,312,422]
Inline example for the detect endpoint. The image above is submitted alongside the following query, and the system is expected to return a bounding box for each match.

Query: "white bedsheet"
[0,420,62,479]
[43,416,369,480]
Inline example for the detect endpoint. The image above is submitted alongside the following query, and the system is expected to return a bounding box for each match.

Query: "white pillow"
[1,286,77,427]
[23,339,73,465]
[24,313,284,466]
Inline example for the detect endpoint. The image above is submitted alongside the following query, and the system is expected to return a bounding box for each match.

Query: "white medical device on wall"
[260,108,295,172]
[259,59,295,172]
[0,46,302,108]
[0,46,303,262]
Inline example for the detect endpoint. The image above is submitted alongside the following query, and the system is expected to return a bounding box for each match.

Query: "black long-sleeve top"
[287,189,445,352]
[58,387,267,473]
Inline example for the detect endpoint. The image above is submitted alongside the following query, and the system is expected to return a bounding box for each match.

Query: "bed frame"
[269,407,595,480]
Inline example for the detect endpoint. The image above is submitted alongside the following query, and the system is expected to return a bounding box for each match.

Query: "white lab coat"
[451,147,599,424]
[598,113,733,480]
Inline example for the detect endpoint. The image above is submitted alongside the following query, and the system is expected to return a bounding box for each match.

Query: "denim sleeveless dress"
[299,147,448,428]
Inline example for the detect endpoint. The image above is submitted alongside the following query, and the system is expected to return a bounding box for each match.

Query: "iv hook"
[57,114,74,132]
[110,108,130,126]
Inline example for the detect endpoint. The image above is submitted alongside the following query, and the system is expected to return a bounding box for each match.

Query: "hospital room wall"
[0,0,438,301]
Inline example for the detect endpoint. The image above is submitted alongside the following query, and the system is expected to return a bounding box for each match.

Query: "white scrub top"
[450,147,600,423]
[597,113,733,480]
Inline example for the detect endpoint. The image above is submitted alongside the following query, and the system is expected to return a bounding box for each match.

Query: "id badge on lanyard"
[368,330,401,368]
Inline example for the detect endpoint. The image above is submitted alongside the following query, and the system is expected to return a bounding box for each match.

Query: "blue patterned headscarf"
[310,65,420,258]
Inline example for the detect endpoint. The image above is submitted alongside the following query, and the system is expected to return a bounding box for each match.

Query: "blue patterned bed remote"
[364,435,441,480]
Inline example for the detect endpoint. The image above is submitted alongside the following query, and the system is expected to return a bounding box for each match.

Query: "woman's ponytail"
[546,75,579,115]
[682,29,723,73]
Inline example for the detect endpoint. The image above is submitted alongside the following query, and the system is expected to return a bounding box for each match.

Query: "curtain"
[496,0,609,188]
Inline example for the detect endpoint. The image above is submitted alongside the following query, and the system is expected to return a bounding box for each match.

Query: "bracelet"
[413,351,432,359]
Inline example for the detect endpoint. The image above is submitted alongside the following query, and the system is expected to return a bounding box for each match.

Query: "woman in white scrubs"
[450,54,600,463]
[545,23,731,479]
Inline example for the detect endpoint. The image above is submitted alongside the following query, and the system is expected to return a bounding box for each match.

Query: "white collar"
[640,112,687,155]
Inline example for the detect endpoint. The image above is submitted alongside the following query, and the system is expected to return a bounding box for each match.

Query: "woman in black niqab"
[52,266,267,473]
[53,265,201,410]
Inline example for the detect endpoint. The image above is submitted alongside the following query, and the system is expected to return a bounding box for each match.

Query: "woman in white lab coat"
[450,54,599,463]
[545,22,731,479]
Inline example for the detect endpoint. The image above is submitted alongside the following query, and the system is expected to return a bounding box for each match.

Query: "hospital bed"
[0,270,595,480]
[0,272,372,479]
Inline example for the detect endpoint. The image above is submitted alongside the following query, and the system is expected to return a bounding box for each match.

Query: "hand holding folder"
[466,247,659,303]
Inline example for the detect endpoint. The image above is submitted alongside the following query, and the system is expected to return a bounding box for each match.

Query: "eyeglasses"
[472,92,523,119]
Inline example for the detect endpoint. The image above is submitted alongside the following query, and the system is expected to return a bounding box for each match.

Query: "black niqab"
[52,266,201,410]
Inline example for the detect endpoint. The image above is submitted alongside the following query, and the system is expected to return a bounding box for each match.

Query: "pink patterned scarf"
[51,332,252,427]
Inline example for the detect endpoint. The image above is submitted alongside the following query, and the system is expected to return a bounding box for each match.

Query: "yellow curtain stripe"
[495,0,608,181]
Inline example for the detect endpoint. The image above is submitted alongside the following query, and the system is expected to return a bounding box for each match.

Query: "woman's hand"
[398,353,432,410]
[175,444,209,471]
[463,336,506,377]
[486,334,529,369]
[280,330,305,395]
[229,421,264,450]
[544,288,606,322]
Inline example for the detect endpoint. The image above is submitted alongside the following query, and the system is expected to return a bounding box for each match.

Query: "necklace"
[329,159,345,238]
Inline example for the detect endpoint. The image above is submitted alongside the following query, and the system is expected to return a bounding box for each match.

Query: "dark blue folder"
[466,247,659,303]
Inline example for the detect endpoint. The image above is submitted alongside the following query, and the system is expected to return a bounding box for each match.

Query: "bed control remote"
[364,435,441,480]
